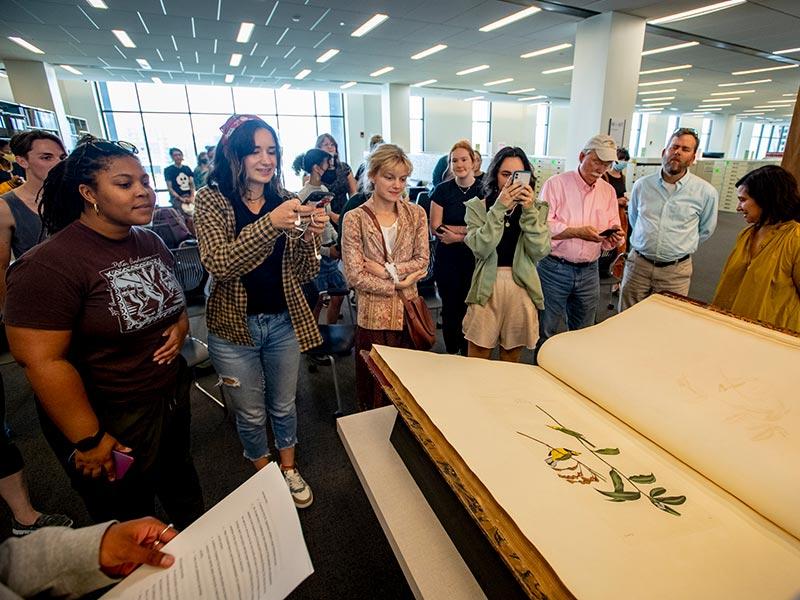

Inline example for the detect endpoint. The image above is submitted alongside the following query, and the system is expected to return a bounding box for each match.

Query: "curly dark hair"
[481,146,535,200]
[736,165,800,226]
[39,136,138,235]
[208,118,287,202]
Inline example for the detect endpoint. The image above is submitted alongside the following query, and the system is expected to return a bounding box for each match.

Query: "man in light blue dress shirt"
[619,128,718,311]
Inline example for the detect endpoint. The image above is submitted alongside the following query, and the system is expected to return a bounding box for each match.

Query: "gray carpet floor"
[0,212,743,598]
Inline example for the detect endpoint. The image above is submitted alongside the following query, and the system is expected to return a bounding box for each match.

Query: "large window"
[664,115,680,147]
[746,123,789,158]
[628,112,649,157]
[409,96,424,154]
[471,100,491,156]
[699,118,713,154]
[97,82,346,197]
[534,104,550,156]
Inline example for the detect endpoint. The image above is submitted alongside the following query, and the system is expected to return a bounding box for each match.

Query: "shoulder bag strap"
[360,205,390,263]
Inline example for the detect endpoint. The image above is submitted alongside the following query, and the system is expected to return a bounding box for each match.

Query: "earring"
[92,203,100,216]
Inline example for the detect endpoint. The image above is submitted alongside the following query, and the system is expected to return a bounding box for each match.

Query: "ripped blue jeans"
[207,312,300,461]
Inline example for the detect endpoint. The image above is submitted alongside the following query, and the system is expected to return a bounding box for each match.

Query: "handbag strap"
[360,205,390,263]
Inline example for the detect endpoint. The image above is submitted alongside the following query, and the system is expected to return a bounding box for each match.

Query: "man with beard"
[619,128,718,311]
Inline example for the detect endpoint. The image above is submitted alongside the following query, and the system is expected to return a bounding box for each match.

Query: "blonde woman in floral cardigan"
[342,144,429,410]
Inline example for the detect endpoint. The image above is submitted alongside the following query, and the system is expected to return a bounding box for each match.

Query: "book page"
[374,344,800,600]
[103,463,313,600]
[538,294,800,540]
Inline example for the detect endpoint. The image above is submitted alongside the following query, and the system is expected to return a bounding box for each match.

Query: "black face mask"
[321,168,337,185]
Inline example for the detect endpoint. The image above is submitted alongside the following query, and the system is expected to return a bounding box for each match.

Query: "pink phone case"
[112,450,135,479]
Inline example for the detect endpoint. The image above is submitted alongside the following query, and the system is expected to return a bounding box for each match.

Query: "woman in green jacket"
[463,146,550,362]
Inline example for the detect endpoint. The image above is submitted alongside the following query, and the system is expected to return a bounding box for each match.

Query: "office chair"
[172,243,224,410]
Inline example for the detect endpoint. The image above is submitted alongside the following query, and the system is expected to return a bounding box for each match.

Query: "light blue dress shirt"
[628,170,719,262]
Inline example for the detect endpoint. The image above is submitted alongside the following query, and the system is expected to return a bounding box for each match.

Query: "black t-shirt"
[5,222,184,397]
[232,188,287,315]
[603,172,626,199]
[486,193,522,267]
[430,179,482,227]
[327,161,353,215]
[430,179,481,265]
[164,164,194,198]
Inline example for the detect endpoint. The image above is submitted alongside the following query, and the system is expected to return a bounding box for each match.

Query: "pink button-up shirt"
[540,170,621,263]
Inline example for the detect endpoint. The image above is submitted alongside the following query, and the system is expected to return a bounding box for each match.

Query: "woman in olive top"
[463,146,551,362]
[713,165,800,332]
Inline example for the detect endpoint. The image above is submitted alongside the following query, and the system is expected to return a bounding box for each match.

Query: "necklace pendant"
[505,220,510,228]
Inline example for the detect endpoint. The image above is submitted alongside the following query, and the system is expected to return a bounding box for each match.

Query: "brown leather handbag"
[360,205,435,350]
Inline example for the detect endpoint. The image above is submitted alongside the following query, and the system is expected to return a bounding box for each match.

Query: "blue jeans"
[536,255,599,357]
[207,312,300,461]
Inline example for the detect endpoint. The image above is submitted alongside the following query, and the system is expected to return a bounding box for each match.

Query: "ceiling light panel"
[370,66,394,77]
[639,64,692,75]
[520,43,571,59]
[60,64,82,75]
[236,22,255,44]
[642,96,675,102]
[112,30,136,48]
[542,65,573,74]
[295,69,311,80]
[351,14,388,37]
[710,90,754,95]
[638,88,677,95]
[774,47,800,55]
[316,49,339,63]
[340,81,357,89]
[649,0,745,25]
[508,87,537,94]
[479,6,540,32]
[463,96,484,101]
[718,79,771,86]
[638,78,683,87]
[641,42,699,56]
[484,78,513,86]
[457,65,490,76]
[411,44,447,60]
[411,79,437,87]
[731,64,798,75]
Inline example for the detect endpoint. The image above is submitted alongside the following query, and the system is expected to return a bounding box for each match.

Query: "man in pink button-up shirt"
[535,135,624,360]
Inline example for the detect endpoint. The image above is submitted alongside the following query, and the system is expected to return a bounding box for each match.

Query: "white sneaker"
[282,467,313,508]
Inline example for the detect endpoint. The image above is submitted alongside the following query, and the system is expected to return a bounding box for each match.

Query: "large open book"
[369,295,800,599]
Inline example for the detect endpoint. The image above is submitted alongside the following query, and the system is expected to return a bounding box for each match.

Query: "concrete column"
[4,60,72,149]
[381,83,410,153]
[566,12,646,169]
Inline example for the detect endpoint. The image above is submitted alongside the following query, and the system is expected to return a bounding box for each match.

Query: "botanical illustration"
[518,406,687,516]
[677,369,789,441]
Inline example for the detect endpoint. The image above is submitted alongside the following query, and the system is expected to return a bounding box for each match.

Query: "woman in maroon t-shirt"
[4,138,204,529]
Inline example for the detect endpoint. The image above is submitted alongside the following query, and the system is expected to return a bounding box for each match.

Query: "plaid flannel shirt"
[195,185,322,352]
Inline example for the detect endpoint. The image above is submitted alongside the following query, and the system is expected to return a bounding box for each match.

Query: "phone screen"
[302,191,333,205]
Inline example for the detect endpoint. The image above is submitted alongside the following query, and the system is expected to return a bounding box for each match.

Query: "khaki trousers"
[619,251,692,312]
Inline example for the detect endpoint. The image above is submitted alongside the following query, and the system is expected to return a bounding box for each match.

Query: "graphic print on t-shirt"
[101,255,183,332]
[175,170,191,193]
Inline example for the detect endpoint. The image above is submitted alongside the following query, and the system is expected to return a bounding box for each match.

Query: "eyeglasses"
[69,138,139,177]
[81,139,139,154]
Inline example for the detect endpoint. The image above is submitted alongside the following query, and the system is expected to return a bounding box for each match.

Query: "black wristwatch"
[74,428,105,452]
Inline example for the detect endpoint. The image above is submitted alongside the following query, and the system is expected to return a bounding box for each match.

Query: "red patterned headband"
[219,114,264,145]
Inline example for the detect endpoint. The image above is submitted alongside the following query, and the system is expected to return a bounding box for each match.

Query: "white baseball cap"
[584,134,618,162]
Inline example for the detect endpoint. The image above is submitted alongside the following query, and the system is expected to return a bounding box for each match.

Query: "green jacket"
[464,197,551,309]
